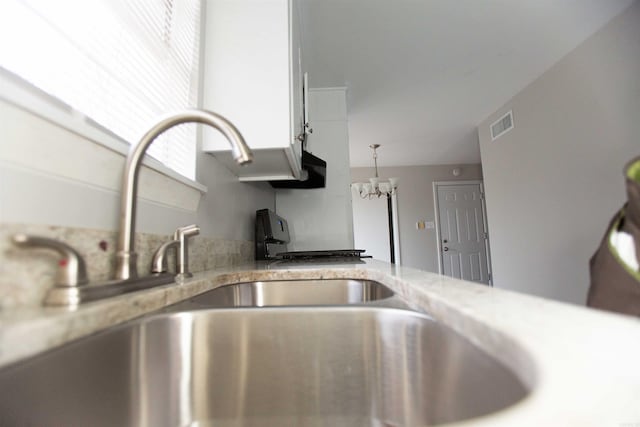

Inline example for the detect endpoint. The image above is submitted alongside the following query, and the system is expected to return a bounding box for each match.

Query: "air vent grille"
[490,110,514,140]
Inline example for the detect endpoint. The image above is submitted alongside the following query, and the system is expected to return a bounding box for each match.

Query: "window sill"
[0,69,207,210]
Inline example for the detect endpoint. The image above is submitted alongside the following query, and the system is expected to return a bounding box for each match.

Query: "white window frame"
[0,68,206,194]
[0,5,207,212]
[0,1,208,201]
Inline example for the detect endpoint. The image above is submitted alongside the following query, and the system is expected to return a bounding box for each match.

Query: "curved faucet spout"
[115,109,253,281]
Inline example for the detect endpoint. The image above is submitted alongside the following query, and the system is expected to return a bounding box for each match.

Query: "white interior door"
[435,183,491,285]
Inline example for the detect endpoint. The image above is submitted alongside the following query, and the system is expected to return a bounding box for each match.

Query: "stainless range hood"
[269,150,326,189]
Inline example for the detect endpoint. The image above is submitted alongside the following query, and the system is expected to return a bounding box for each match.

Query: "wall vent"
[490,110,514,141]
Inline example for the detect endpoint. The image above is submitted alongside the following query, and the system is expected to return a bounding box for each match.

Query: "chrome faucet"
[115,109,253,281]
[11,109,251,307]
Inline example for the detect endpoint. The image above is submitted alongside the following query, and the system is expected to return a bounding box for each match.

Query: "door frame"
[350,188,401,264]
[432,180,493,285]
[390,191,401,264]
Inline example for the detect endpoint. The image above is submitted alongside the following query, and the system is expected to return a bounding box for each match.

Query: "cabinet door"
[289,0,304,158]
[202,0,304,180]
[203,0,291,152]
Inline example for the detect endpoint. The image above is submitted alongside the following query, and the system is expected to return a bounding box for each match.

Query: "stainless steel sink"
[167,279,395,310]
[0,307,529,426]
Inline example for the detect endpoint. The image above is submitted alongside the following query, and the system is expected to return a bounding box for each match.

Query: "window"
[0,0,202,180]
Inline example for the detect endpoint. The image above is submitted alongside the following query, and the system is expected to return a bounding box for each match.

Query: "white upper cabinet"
[202,0,305,181]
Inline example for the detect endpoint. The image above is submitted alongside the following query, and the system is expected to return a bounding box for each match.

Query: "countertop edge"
[1,260,639,426]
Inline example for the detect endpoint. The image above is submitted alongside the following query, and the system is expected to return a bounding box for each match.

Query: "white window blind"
[0,0,202,180]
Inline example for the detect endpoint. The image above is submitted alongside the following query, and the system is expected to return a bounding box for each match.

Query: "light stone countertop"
[1,259,639,426]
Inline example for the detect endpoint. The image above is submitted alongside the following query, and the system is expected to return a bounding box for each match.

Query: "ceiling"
[299,0,634,167]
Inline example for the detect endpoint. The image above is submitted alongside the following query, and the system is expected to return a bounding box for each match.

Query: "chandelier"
[351,144,399,199]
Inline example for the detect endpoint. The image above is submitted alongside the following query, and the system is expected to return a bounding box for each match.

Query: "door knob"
[444,247,449,252]
[443,239,448,243]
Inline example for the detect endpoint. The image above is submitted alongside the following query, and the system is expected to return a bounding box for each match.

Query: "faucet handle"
[151,240,179,274]
[12,234,89,287]
[174,224,200,240]
[173,224,200,280]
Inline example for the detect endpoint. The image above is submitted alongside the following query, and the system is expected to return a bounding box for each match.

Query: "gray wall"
[195,151,274,241]
[478,2,640,304]
[351,164,483,272]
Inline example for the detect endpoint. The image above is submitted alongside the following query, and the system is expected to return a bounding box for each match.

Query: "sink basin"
[167,279,395,310]
[0,307,529,426]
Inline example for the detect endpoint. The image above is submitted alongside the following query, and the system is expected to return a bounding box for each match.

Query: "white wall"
[0,8,276,243]
[351,195,390,261]
[0,97,274,241]
[275,88,354,250]
[478,2,640,304]
[351,164,483,272]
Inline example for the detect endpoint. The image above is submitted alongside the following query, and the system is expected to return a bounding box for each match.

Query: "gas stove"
[255,209,370,263]
[268,249,370,265]
[277,249,370,261]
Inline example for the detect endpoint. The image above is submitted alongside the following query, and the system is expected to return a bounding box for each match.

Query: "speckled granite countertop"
[1,259,639,426]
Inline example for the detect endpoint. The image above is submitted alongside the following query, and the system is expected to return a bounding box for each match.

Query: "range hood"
[269,150,326,189]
